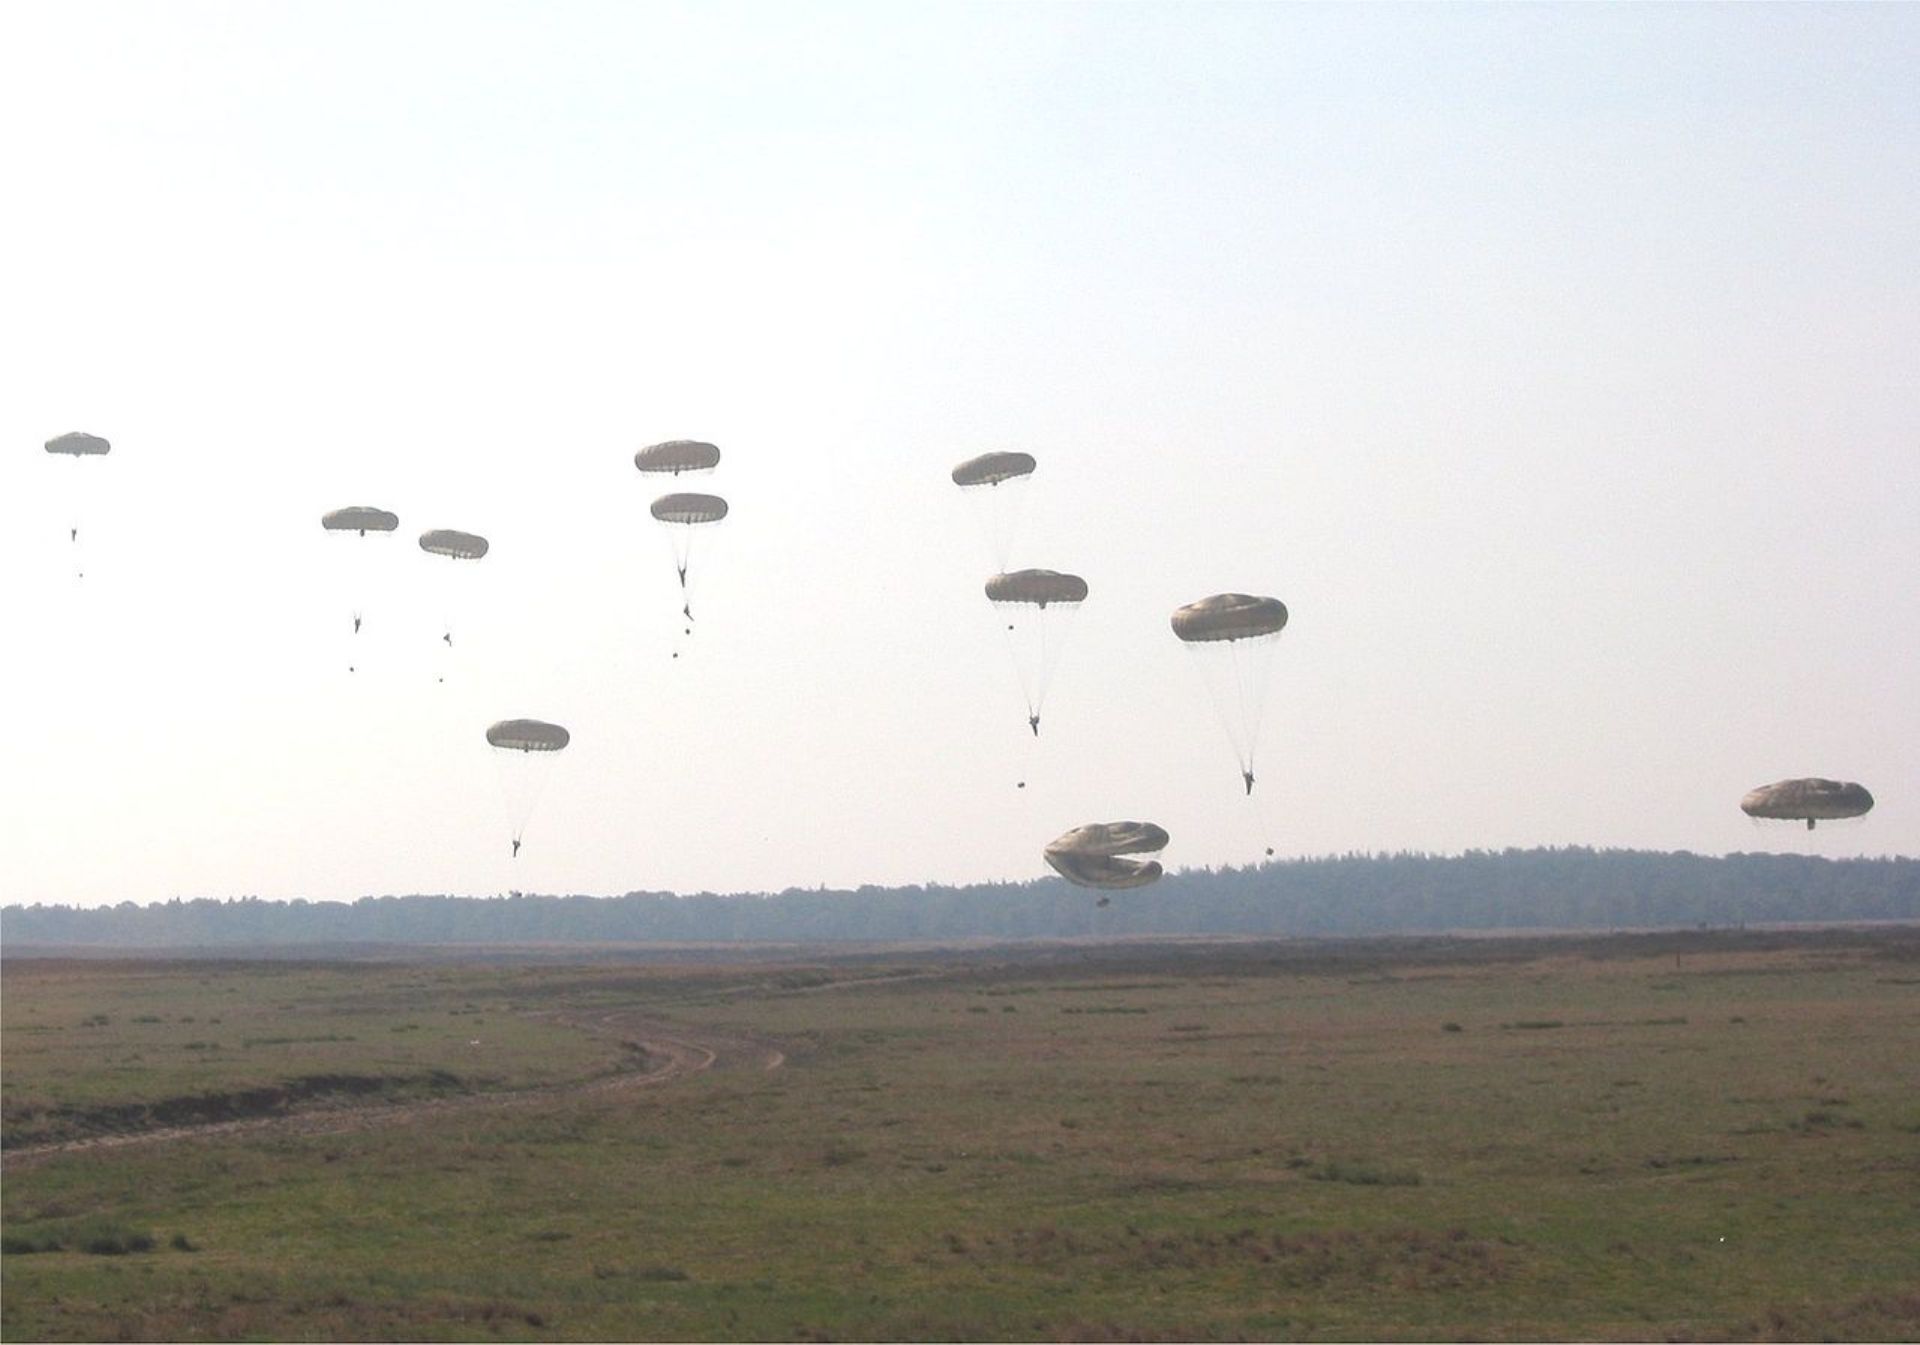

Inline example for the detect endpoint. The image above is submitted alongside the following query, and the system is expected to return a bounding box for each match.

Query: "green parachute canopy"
[1044,821,1169,889]
[1171,593,1288,643]
[635,440,721,475]
[1740,778,1874,830]
[951,451,1036,488]
[985,569,1088,608]
[650,493,729,526]
[486,719,571,752]
[45,431,110,456]
[419,529,489,560]
[322,506,399,535]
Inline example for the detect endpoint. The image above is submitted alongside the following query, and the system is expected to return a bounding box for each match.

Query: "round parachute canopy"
[322,506,399,533]
[1740,778,1873,825]
[986,569,1089,608]
[635,440,721,474]
[1171,593,1288,643]
[487,719,570,752]
[952,452,1036,488]
[1044,821,1169,889]
[651,492,728,525]
[419,529,489,560]
[45,431,111,456]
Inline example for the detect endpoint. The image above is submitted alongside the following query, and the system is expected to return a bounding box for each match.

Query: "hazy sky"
[4,2,1915,908]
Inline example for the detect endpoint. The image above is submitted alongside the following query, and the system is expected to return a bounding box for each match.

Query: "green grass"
[4,930,1919,1340]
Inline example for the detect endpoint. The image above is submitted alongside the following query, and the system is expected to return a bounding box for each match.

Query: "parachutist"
[511,838,522,858]
[443,632,452,646]
[1029,715,1041,737]
[1017,781,1026,790]
[353,616,362,634]
[70,528,78,542]
[1243,770,1255,795]
[1265,846,1275,857]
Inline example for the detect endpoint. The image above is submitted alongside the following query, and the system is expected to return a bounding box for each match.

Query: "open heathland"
[4,928,1918,1341]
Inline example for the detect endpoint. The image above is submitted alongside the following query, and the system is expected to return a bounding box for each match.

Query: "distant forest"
[4,849,1916,950]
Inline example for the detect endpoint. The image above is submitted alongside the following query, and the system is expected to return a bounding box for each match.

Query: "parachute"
[487,719,570,751]
[635,440,721,476]
[418,530,489,667]
[1740,778,1874,831]
[1044,821,1169,890]
[650,492,728,625]
[985,569,1088,736]
[952,451,1036,570]
[321,507,400,658]
[44,431,111,575]
[419,529,489,560]
[1171,593,1288,796]
[321,507,399,536]
[45,432,109,456]
[486,719,570,856]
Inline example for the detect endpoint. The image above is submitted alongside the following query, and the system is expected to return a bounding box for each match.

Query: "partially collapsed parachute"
[986,569,1088,736]
[322,507,399,536]
[650,492,728,626]
[635,440,721,475]
[419,529,489,560]
[486,719,570,857]
[1044,821,1169,890]
[45,432,110,456]
[1172,593,1289,795]
[953,452,1036,570]
[1740,778,1874,831]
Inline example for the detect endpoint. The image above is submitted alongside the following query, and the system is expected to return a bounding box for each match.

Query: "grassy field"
[3,929,1918,1341]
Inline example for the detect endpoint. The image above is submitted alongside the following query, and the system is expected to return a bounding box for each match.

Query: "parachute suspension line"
[1234,636,1267,789]
[1032,604,1051,735]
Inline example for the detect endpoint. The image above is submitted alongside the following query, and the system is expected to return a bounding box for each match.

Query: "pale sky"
[4,2,1915,908]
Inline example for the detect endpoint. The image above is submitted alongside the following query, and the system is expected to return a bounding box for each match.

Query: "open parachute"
[1172,593,1289,796]
[321,507,400,655]
[418,530,489,666]
[952,451,1036,570]
[985,569,1088,737]
[322,506,399,536]
[486,719,570,858]
[1740,778,1874,831]
[635,440,721,476]
[1044,821,1169,890]
[649,491,728,626]
[44,431,112,573]
[419,529,489,560]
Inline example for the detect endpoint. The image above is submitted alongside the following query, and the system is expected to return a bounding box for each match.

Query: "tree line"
[4,848,1915,949]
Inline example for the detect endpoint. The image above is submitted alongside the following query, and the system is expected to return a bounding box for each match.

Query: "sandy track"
[0,1011,781,1172]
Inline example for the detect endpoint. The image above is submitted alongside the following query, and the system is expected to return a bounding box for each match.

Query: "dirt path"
[0,1010,782,1173]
